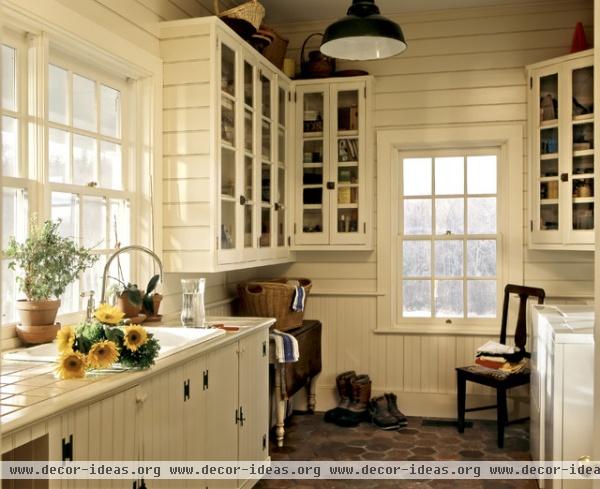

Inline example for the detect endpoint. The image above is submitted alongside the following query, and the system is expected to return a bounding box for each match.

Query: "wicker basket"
[259,25,289,70]
[213,0,265,32]
[237,278,312,331]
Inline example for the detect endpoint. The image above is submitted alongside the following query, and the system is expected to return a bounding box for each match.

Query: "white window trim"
[376,124,524,336]
[1,0,162,349]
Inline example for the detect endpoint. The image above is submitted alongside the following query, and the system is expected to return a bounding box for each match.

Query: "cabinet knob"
[136,392,148,404]
[239,195,247,205]
[326,181,335,190]
[560,173,569,182]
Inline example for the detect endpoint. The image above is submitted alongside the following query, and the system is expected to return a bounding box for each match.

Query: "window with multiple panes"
[399,150,500,322]
[1,36,134,325]
[47,56,132,314]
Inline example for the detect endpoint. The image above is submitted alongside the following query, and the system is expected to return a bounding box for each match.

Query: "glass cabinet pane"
[221,98,235,146]
[221,44,235,96]
[303,93,324,133]
[338,209,358,233]
[303,140,323,163]
[244,110,253,152]
[261,75,271,118]
[244,61,253,106]
[277,168,285,205]
[261,163,271,203]
[338,138,358,163]
[573,154,594,175]
[221,147,235,197]
[573,203,594,230]
[220,201,235,249]
[540,127,558,155]
[540,73,558,122]
[262,120,271,159]
[573,66,593,118]
[573,122,594,151]
[279,88,286,126]
[337,90,359,132]
[303,210,323,233]
[278,129,285,164]
[244,156,253,200]
[244,205,253,248]
[260,207,271,247]
[277,207,285,246]
[540,204,559,230]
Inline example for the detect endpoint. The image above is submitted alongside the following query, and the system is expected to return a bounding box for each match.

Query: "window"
[1,34,32,325]
[400,151,499,321]
[47,56,133,314]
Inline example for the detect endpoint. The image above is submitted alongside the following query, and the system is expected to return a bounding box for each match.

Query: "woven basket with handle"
[237,278,312,331]
[213,0,265,32]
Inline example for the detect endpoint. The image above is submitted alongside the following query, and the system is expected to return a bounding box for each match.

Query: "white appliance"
[531,305,594,489]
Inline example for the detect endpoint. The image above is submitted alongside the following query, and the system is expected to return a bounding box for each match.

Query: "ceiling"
[258,0,543,24]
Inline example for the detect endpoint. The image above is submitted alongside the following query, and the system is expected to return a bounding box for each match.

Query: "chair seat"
[456,364,530,388]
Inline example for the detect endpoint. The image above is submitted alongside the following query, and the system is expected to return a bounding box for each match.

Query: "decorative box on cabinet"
[527,49,595,250]
[160,17,294,272]
[292,77,374,250]
[531,305,594,489]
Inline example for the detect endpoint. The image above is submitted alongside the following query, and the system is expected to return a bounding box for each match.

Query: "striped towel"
[269,330,299,363]
[291,284,306,312]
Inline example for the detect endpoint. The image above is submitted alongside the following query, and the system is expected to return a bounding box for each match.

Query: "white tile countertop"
[0,316,274,436]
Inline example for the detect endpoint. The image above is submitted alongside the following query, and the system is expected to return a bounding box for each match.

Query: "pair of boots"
[369,393,408,430]
[324,370,371,427]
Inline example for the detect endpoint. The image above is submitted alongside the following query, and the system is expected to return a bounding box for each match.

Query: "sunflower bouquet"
[55,304,160,380]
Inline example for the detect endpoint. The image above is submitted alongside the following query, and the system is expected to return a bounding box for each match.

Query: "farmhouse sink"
[3,326,226,365]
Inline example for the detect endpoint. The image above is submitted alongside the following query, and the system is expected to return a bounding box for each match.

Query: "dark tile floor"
[255,413,537,489]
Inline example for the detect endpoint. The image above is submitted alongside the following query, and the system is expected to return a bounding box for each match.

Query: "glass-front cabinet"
[528,50,594,249]
[294,77,372,249]
[214,35,292,266]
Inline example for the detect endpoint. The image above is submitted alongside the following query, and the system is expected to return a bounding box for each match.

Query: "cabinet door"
[531,65,562,245]
[564,57,594,245]
[205,341,239,489]
[218,37,244,264]
[273,80,291,257]
[329,81,368,245]
[238,330,269,481]
[257,68,276,257]
[295,84,331,245]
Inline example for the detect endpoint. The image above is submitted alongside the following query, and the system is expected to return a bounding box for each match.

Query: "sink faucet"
[100,245,163,304]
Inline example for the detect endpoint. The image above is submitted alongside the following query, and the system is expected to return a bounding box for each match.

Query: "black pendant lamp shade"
[321,0,407,61]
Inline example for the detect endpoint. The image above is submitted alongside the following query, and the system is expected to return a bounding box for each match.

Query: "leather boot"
[336,375,371,427]
[368,395,400,430]
[324,371,356,423]
[385,393,408,427]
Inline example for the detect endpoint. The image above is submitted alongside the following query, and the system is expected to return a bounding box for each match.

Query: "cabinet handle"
[62,434,73,462]
[183,379,190,401]
[239,405,246,426]
[274,202,281,211]
[560,173,569,182]
[235,408,240,424]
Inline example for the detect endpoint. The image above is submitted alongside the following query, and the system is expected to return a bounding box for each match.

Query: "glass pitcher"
[180,278,206,327]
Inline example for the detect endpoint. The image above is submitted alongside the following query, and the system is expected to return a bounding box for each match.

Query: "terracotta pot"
[16,323,60,345]
[16,299,61,327]
[117,292,142,318]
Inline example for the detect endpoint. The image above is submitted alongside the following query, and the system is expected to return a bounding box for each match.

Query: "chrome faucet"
[100,245,163,304]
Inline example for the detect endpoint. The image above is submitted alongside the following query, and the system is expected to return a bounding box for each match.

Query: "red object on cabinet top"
[570,22,589,53]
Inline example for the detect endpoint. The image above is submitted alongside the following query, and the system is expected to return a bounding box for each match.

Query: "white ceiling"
[258,0,540,24]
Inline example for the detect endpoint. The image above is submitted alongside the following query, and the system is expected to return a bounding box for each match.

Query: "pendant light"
[320,0,407,61]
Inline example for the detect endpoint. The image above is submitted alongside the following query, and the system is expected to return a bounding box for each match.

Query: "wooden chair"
[456,284,545,448]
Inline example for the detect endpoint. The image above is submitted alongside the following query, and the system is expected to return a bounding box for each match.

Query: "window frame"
[376,124,524,335]
[396,147,502,327]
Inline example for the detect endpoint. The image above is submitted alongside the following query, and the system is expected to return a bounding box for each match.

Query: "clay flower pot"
[117,292,142,318]
[15,299,61,345]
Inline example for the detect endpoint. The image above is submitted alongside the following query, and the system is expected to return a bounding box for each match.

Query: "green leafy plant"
[6,218,99,301]
[142,274,160,314]
[108,277,143,308]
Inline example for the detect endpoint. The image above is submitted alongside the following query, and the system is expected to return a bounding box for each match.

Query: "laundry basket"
[237,278,312,331]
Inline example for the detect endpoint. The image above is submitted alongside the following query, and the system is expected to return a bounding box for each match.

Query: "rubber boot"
[324,370,356,423]
[336,375,371,427]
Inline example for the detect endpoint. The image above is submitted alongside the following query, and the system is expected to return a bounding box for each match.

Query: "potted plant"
[107,278,144,319]
[6,218,98,344]
[141,274,162,319]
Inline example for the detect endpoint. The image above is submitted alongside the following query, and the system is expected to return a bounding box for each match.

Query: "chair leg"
[456,373,466,433]
[496,388,507,448]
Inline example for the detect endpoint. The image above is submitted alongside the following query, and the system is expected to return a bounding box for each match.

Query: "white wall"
[271,0,594,416]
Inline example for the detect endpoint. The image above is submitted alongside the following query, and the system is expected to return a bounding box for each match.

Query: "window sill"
[374,324,500,336]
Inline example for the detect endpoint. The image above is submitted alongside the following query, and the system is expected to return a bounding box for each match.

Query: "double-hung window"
[47,55,133,313]
[399,150,500,323]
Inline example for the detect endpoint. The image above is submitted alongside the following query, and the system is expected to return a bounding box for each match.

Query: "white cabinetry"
[531,305,594,489]
[527,49,595,250]
[293,77,373,250]
[160,18,293,272]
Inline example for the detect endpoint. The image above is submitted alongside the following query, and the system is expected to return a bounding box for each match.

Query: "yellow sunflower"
[123,325,148,352]
[55,351,87,380]
[94,303,125,325]
[87,340,120,369]
[56,325,76,353]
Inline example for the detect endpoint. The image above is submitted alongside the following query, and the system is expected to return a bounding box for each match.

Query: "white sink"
[3,326,226,365]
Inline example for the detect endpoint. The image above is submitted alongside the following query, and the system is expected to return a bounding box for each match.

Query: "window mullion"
[463,157,468,319]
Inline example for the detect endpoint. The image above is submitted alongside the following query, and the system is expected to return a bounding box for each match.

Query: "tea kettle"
[300,33,336,78]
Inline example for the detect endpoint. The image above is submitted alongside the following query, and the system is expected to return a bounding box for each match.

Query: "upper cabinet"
[527,49,594,250]
[160,18,293,272]
[293,77,374,250]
